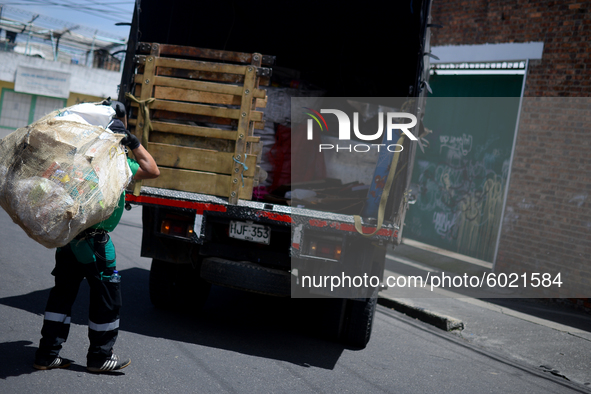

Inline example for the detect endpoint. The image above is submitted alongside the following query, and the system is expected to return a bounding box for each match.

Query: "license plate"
[229,221,271,245]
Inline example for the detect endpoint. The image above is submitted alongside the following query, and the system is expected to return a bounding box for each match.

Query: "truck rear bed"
[120,0,433,348]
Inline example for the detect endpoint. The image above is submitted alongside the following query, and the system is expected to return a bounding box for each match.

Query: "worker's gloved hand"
[121,129,141,150]
[109,118,140,150]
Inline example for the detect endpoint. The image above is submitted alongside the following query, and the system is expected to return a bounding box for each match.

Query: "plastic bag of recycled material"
[0,103,132,248]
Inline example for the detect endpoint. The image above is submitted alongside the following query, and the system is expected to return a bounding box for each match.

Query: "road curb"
[377,294,465,332]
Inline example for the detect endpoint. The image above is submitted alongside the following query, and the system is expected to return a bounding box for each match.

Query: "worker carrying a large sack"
[0,99,159,372]
[0,100,160,248]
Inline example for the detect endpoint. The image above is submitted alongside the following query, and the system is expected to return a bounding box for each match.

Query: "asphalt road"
[0,206,585,393]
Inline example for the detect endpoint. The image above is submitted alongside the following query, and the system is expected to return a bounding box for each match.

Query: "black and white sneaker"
[87,354,131,373]
[33,356,72,370]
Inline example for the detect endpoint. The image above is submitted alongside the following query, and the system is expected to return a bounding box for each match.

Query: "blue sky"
[0,1,135,41]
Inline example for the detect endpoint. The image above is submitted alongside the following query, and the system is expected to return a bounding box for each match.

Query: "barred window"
[0,90,32,129]
[0,89,66,130]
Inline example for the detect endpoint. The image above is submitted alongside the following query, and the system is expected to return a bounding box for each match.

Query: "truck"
[118,0,434,348]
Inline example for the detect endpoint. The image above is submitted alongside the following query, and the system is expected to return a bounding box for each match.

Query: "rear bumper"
[200,257,291,297]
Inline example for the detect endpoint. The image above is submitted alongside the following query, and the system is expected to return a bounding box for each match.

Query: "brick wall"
[431,0,591,96]
[430,0,591,299]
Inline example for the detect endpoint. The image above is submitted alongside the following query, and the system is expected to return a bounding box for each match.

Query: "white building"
[0,50,122,138]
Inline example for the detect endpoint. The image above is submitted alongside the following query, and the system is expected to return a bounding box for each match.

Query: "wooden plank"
[131,99,239,120]
[152,87,266,111]
[129,46,271,202]
[246,54,263,154]
[249,53,263,140]
[247,139,263,158]
[151,77,244,97]
[246,136,260,143]
[155,57,247,75]
[255,97,267,109]
[229,64,258,204]
[154,86,241,106]
[131,100,262,122]
[140,109,236,127]
[150,131,235,152]
[149,120,237,140]
[253,165,260,187]
[159,44,253,63]
[143,167,253,199]
[156,67,271,86]
[250,111,263,122]
[139,43,275,66]
[148,142,257,176]
[132,45,159,196]
[134,75,266,98]
[137,42,275,66]
[141,110,259,131]
[156,67,245,84]
[130,99,264,122]
[135,57,155,144]
[250,141,263,158]
[128,119,259,143]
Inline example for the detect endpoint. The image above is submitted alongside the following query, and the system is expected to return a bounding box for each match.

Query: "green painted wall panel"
[404,74,523,262]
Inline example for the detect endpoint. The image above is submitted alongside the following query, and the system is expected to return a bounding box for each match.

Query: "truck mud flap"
[201,257,290,297]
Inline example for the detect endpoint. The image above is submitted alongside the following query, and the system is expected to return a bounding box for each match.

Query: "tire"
[149,259,211,312]
[339,289,378,349]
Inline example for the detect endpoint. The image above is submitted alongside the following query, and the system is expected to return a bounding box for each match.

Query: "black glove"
[110,119,140,150]
[121,129,141,150]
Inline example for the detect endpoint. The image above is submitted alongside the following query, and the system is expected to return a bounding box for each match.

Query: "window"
[0,90,32,129]
[33,96,66,123]
[0,89,66,130]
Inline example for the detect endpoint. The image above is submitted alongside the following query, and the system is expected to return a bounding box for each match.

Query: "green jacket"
[61,158,139,266]
[91,158,140,232]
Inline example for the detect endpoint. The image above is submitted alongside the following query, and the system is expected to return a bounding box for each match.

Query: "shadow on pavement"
[0,340,37,379]
[0,267,347,372]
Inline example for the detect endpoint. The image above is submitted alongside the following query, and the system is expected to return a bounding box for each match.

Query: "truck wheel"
[339,290,378,349]
[149,259,211,312]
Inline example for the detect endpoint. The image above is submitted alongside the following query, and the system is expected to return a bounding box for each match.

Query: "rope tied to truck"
[125,93,155,140]
[125,93,155,196]
[232,156,249,187]
[353,135,406,238]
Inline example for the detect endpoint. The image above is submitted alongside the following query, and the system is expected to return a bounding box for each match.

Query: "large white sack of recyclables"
[0,103,132,248]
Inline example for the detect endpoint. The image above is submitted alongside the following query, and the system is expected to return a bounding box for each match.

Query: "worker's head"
[109,100,127,128]
[111,100,126,120]
[101,98,127,122]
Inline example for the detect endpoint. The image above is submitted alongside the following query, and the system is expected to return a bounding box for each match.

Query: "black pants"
[36,233,121,363]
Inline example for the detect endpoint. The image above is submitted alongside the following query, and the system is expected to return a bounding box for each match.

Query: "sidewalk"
[378,241,591,389]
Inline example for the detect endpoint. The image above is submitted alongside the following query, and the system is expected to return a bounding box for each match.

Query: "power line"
[79,0,132,15]
[0,4,131,40]
[38,0,131,15]
[0,1,133,24]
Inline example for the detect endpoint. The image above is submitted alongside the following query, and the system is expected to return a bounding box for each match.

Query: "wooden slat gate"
[127,42,274,204]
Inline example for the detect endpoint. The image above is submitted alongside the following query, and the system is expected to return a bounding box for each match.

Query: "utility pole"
[0,5,4,43]
[88,30,97,68]
[23,14,39,56]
